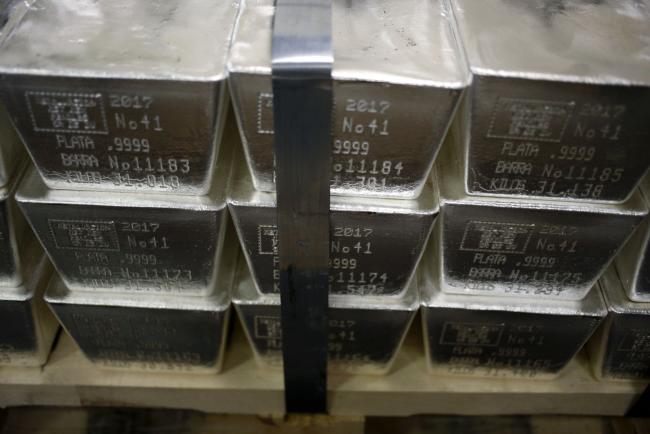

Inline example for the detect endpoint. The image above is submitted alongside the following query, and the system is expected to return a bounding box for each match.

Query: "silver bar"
[0,163,32,288]
[452,0,650,203]
[0,0,239,194]
[44,235,237,373]
[228,152,438,296]
[590,267,650,381]
[0,246,58,367]
[228,0,469,198]
[15,127,235,295]
[233,258,418,375]
[421,248,606,379]
[435,122,648,300]
[615,175,650,302]
[0,103,25,188]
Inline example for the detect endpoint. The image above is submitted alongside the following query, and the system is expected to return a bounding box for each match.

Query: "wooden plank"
[0,321,646,416]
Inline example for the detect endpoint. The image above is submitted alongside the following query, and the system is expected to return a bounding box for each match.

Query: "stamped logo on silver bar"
[254,315,282,339]
[487,97,574,142]
[25,91,109,134]
[48,219,120,251]
[439,322,504,347]
[460,221,534,254]
[257,224,278,255]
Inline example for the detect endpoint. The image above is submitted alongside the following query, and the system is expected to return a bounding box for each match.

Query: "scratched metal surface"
[451,0,650,203]
[0,0,238,194]
[232,258,418,374]
[228,0,469,198]
[591,267,650,381]
[434,125,648,300]
[15,138,233,295]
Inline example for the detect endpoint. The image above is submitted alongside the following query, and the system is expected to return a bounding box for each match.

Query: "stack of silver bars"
[0,0,647,381]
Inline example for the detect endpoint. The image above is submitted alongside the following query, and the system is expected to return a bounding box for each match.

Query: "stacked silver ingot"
[1,0,240,373]
[421,239,606,379]
[421,0,650,378]
[590,267,650,381]
[587,176,650,381]
[0,108,58,367]
[228,0,469,199]
[229,0,469,373]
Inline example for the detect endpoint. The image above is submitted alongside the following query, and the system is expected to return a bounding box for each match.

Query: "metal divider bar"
[271,0,333,413]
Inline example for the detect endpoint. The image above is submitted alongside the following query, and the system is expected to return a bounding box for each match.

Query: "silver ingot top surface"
[0,0,238,194]
[232,257,419,312]
[600,267,650,316]
[0,0,238,80]
[452,0,650,85]
[230,0,468,86]
[228,0,469,198]
[420,253,606,317]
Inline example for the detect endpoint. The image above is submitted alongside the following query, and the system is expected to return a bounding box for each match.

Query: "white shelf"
[0,321,645,416]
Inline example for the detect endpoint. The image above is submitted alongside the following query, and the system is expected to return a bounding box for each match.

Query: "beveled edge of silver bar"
[44,237,238,311]
[451,0,650,87]
[227,0,471,89]
[437,118,649,216]
[15,133,236,211]
[0,102,26,188]
[0,241,50,302]
[232,256,419,311]
[614,180,650,302]
[0,158,29,203]
[600,266,650,316]
[0,0,240,82]
[419,241,607,317]
[227,146,441,216]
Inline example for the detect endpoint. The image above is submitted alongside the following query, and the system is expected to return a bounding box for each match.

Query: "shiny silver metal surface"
[0,246,58,367]
[452,0,650,203]
[0,0,238,194]
[590,267,650,381]
[233,258,418,374]
[44,236,236,373]
[0,163,34,288]
[228,0,469,198]
[0,104,26,188]
[420,250,606,379]
[15,135,233,295]
[615,176,650,302]
[228,153,439,296]
[435,125,648,300]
